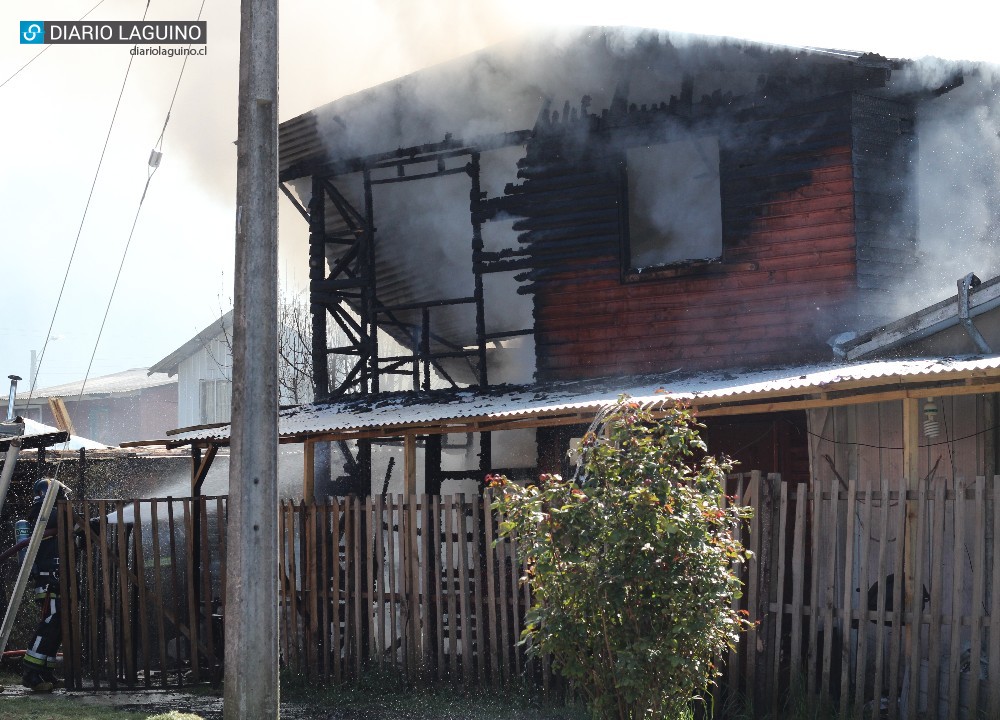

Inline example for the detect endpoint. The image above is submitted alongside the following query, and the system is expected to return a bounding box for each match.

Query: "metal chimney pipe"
[6,375,20,422]
[957,273,992,354]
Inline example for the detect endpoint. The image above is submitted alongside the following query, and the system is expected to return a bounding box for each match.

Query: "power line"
[801,421,996,450]
[24,0,153,420]
[0,0,111,90]
[51,0,208,471]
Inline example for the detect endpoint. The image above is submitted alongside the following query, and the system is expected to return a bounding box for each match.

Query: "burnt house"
[271,29,967,492]
[116,29,1000,709]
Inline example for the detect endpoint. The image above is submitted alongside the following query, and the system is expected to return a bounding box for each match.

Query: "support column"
[424,434,442,496]
[362,169,378,394]
[224,0,279,713]
[403,435,417,496]
[303,439,315,503]
[309,175,329,400]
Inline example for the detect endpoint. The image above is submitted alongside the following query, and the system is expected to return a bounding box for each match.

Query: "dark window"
[622,135,722,277]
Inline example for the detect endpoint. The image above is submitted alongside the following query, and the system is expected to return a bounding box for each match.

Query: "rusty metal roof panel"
[163,356,1000,445]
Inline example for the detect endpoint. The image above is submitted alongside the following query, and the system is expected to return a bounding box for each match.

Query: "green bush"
[491,397,752,720]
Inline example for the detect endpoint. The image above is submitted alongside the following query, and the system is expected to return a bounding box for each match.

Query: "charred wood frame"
[287,132,534,493]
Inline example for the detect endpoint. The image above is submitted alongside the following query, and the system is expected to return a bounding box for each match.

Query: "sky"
[1,0,997,393]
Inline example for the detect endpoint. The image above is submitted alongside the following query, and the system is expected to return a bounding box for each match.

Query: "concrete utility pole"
[223,0,279,717]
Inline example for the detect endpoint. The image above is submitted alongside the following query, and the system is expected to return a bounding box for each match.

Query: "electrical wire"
[19,0,212,492]
[46,0,209,480]
[67,0,210,432]
[0,0,112,90]
[22,0,153,420]
[800,420,996,450]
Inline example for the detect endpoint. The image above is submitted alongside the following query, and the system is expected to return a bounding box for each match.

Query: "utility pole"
[223,0,279,717]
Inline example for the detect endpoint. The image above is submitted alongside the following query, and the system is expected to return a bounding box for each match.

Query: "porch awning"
[121,355,1000,449]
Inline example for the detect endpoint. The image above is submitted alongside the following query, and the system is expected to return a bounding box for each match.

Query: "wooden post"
[223,0,279,714]
[303,439,316,504]
[404,435,417,496]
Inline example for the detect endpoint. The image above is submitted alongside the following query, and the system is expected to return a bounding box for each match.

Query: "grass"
[0,696,149,720]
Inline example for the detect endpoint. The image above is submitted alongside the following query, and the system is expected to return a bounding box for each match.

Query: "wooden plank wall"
[58,496,227,690]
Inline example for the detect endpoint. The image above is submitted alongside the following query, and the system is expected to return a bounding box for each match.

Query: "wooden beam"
[191,444,218,496]
[48,397,75,437]
[303,440,315,504]
[694,381,1000,417]
[403,435,417,496]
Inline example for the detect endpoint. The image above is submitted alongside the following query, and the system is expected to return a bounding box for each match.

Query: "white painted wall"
[176,335,232,428]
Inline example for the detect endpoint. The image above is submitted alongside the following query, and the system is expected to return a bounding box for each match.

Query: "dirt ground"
[1,679,579,720]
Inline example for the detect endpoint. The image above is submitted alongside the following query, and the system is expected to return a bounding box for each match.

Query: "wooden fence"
[756,473,1000,720]
[55,473,1000,719]
[276,492,552,689]
[57,496,227,690]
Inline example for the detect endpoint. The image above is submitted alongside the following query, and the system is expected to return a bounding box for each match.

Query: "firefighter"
[20,478,64,692]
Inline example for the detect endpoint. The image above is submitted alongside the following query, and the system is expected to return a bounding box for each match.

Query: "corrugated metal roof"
[15,368,176,403]
[154,356,1000,446]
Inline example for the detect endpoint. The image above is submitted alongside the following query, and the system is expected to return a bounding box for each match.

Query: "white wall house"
[149,311,234,429]
[151,305,418,430]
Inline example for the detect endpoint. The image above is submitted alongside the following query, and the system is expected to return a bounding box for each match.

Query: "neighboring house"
[13,368,177,447]
[149,311,235,429]
[151,306,417,431]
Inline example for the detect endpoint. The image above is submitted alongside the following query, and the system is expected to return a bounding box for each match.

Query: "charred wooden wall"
[506,90,911,380]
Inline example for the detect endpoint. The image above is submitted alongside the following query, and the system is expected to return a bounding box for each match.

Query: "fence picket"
[133,500,151,687]
[968,476,986,719]
[354,497,365,679]
[484,489,500,689]
[852,485,872,719]
[472,493,487,686]
[458,494,474,686]
[331,498,342,684]
[432,495,445,681]
[385,495,397,679]
[946,483,965,720]
[789,483,806,691]
[926,482,946,718]
[886,487,905,720]
[806,479,821,697]
[839,477,858,708]
[771,480,788,708]
[871,481,891,718]
[445,495,458,681]
[374,494,386,672]
[747,471,761,693]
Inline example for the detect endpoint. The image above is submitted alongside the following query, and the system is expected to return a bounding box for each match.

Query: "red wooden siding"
[528,96,860,380]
